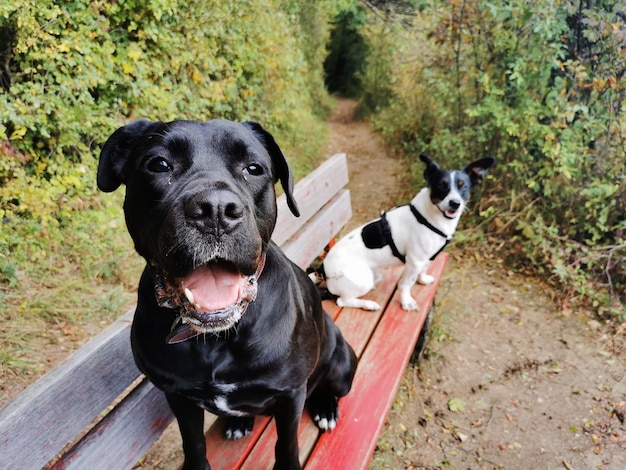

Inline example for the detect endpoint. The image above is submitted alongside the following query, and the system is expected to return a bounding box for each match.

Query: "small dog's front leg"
[418,261,434,285]
[398,261,429,310]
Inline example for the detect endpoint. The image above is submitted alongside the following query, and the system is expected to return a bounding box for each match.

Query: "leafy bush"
[360,0,625,318]
[0,0,332,256]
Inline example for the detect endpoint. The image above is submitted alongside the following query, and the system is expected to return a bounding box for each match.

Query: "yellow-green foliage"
[0,0,328,225]
[0,0,332,264]
[0,0,335,372]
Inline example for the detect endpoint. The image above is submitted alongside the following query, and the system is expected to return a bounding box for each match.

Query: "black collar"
[408,204,451,239]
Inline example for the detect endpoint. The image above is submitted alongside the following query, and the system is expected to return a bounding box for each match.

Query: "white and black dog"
[322,154,495,311]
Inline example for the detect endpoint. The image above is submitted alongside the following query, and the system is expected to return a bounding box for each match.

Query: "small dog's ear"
[464,157,496,186]
[98,119,156,192]
[420,154,440,181]
[242,121,300,217]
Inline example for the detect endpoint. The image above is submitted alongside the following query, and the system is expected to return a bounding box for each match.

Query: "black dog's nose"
[449,200,461,210]
[185,190,244,234]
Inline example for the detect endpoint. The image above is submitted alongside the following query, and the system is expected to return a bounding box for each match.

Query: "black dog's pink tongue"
[182,265,246,311]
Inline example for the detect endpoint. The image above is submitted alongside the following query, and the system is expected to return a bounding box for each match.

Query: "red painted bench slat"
[305,254,448,470]
[203,255,447,469]
[232,266,404,469]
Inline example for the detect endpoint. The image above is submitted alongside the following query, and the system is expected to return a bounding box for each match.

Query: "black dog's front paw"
[307,392,339,432]
[224,416,254,440]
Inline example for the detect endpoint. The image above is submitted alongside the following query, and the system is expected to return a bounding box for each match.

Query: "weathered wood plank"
[0,309,139,469]
[281,189,351,269]
[304,254,448,470]
[50,379,173,470]
[273,153,349,246]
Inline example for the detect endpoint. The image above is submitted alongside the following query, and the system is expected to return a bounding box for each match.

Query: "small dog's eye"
[440,179,449,188]
[458,180,465,189]
[244,164,263,176]
[147,157,173,173]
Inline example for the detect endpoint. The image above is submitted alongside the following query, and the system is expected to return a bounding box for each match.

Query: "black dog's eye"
[244,163,263,176]
[458,180,465,189]
[439,179,449,189]
[147,157,173,173]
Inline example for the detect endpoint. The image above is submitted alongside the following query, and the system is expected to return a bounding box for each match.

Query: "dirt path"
[322,98,407,232]
[322,99,626,470]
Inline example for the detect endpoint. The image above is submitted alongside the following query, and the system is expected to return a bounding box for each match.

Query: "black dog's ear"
[97,119,156,192]
[419,154,441,181]
[464,157,496,186]
[242,121,300,217]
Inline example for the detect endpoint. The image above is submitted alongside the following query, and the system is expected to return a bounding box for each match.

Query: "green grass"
[0,189,144,377]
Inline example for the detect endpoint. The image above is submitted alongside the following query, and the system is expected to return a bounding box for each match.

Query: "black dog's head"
[98,119,299,334]
[419,154,495,219]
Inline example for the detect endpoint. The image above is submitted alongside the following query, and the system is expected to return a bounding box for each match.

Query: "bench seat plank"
[211,256,446,470]
[273,153,349,246]
[51,379,173,470]
[281,189,351,269]
[305,253,448,470]
[0,310,139,469]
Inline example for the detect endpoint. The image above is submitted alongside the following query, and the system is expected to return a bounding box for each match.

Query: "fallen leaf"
[448,398,466,413]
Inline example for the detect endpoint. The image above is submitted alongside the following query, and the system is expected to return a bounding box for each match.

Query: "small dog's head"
[420,154,495,219]
[98,119,299,335]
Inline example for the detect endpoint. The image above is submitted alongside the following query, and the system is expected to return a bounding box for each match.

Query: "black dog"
[97,119,357,470]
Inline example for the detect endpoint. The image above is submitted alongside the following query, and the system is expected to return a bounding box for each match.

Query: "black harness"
[361,205,451,264]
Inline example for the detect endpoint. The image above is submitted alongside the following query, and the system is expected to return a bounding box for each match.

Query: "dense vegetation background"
[0,0,624,374]
[349,0,625,318]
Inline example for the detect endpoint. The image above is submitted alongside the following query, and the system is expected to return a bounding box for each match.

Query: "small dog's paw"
[401,299,419,311]
[308,394,339,432]
[224,416,254,440]
[336,297,381,311]
[418,274,435,285]
[360,300,381,311]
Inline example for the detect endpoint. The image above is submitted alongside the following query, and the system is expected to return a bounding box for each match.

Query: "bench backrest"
[0,153,351,470]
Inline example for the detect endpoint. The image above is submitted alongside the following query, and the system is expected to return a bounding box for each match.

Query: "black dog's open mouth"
[153,257,265,343]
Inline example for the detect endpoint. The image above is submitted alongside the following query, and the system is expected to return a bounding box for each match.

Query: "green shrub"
[361,0,625,318]
[0,0,333,252]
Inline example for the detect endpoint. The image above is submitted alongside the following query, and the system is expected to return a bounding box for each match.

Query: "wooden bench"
[0,152,448,469]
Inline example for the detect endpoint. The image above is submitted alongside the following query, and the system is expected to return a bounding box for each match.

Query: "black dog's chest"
[191,382,280,417]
